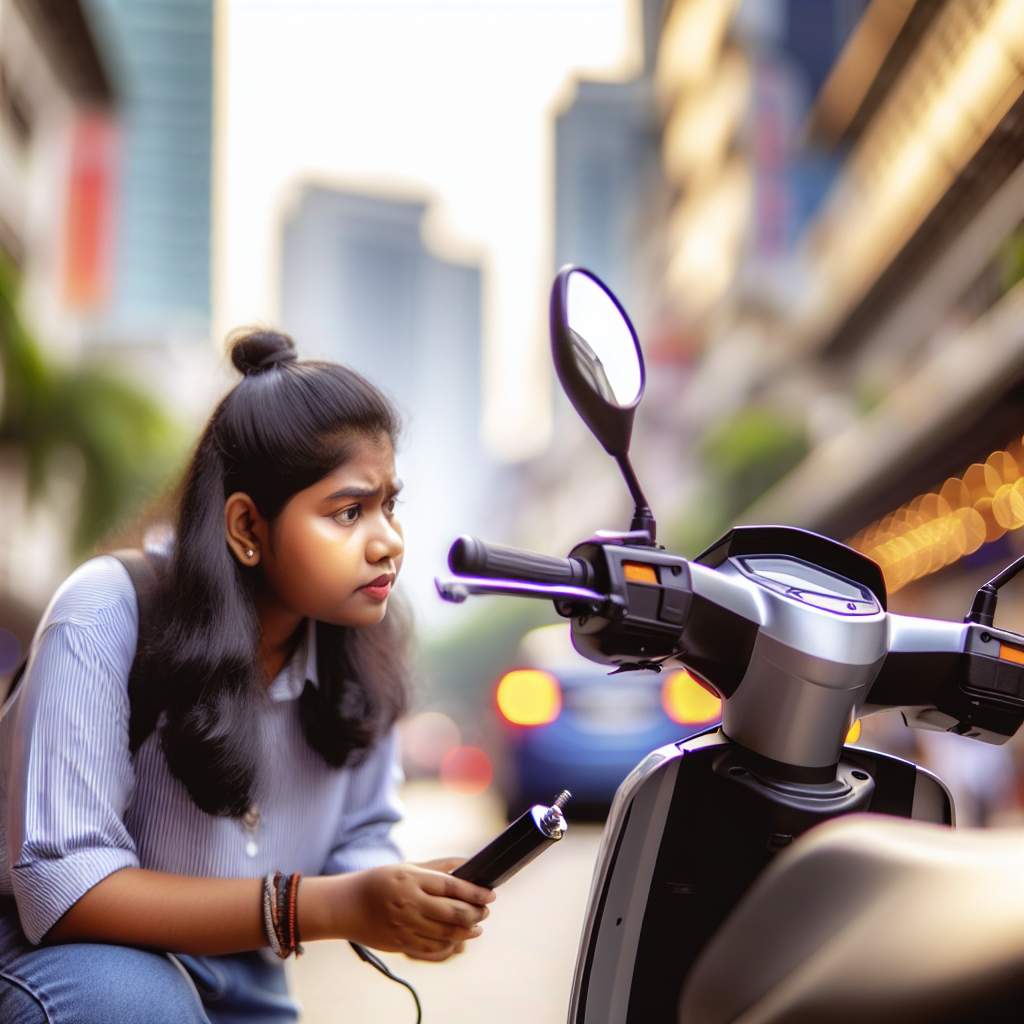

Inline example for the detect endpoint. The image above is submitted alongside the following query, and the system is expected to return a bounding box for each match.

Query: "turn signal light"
[662,670,721,725]
[846,719,863,744]
[496,669,562,726]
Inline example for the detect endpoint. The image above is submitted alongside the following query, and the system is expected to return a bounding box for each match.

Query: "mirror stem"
[615,454,656,544]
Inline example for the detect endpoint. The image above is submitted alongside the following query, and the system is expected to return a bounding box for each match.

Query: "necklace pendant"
[241,802,261,857]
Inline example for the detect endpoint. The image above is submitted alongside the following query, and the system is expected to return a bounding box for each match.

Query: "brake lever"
[434,575,615,612]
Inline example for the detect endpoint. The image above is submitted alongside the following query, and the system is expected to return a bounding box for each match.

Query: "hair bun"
[229,329,298,377]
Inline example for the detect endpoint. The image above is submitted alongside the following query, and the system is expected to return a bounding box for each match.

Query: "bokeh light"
[661,670,721,725]
[495,669,562,727]
[399,711,461,777]
[439,745,494,795]
[852,436,1024,592]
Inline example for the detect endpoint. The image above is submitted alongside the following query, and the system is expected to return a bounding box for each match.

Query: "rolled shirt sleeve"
[320,724,405,874]
[6,613,140,944]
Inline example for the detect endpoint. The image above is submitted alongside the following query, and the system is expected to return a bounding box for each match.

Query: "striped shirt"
[0,555,404,945]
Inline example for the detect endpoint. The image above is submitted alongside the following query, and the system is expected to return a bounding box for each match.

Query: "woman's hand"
[331,862,495,961]
[413,856,467,873]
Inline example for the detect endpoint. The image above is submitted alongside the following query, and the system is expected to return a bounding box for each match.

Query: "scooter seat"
[678,813,1024,1023]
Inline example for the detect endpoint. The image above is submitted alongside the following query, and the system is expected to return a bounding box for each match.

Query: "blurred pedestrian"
[0,330,494,1022]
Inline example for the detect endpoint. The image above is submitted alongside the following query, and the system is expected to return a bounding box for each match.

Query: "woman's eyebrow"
[322,479,403,502]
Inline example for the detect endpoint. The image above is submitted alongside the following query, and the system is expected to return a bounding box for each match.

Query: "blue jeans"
[0,902,301,1023]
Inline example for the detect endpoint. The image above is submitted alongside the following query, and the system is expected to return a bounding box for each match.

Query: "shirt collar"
[266,617,320,703]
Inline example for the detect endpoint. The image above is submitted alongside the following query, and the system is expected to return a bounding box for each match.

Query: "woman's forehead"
[319,435,398,489]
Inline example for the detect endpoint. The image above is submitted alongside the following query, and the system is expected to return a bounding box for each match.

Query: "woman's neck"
[254,592,305,687]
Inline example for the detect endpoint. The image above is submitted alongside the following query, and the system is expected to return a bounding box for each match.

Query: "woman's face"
[256,432,405,628]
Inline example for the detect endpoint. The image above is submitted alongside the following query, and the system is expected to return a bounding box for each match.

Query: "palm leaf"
[0,253,185,556]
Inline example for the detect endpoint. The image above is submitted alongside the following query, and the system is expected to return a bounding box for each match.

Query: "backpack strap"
[4,658,26,707]
[4,550,165,756]
[108,548,165,755]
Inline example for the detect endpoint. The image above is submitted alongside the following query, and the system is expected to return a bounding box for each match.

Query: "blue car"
[491,624,721,820]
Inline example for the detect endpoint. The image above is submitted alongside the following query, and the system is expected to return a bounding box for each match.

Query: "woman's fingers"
[407,911,482,943]
[385,865,493,957]
[414,856,464,873]
[406,945,455,962]
[405,938,468,962]
[407,934,459,959]
[418,870,494,907]
[419,895,489,929]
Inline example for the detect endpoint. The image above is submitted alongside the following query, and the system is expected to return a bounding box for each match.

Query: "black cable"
[349,941,422,1023]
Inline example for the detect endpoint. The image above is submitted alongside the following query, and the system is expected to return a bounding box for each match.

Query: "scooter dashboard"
[733,554,882,617]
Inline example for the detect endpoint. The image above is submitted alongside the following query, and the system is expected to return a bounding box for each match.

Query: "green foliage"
[662,486,729,559]
[999,229,1024,295]
[700,407,809,518]
[662,408,810,558]
[0,253,184,555]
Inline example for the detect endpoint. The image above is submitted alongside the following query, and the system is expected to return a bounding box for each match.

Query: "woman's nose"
[367,518,403,564]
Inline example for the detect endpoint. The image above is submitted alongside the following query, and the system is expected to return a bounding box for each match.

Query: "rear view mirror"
[550,265,655,543]
[550,266,645,457]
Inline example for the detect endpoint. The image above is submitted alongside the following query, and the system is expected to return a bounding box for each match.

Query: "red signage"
[63,112,118,309]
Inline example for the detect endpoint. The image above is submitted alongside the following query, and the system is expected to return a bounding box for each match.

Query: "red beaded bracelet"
[266,870,304,958]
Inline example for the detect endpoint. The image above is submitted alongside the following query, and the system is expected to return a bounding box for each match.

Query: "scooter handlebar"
[448,535,596,590]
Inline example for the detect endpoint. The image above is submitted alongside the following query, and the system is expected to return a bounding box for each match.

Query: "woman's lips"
[359,578,393,601]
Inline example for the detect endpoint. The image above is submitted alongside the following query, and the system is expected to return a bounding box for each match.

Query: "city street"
[9,1,1024,1021]
[290,781,605,1023]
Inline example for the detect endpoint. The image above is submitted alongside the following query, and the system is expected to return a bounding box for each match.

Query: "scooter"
[435,265,1024,1022]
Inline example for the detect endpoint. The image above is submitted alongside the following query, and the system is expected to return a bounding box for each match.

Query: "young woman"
[0,330,494,1022]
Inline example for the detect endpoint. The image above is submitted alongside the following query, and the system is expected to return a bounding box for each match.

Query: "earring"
[245,548,255,559]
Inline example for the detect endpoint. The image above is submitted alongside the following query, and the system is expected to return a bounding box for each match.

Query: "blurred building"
[72,0,222,445]
[648,0,1024,822]
[554,78,661,319]
[656,0,861,418]
[715,0,1024,616]
[279,185,490,622]
[643,0,1024,595]
[503,0,678,557]
[84,0,214,342]
[1,0,220,631]
[553,0,667,325]
[0,0,116,351]
[0,0,118,619]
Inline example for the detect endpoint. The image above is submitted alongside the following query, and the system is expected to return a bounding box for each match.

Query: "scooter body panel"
[568,729,954,1023]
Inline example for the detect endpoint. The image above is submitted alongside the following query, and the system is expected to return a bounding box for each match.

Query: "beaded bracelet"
[269,870,282,944]
[288,872,304,957]
[261,873,283,958]
[275,871,290,954]
[260,870,305,958]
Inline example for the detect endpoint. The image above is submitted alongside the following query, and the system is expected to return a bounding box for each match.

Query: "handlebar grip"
[448,536,595,589]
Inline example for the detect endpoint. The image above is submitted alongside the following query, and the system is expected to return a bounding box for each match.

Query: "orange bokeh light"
[496,669,562,727]
[854,436,1024,593]
[662,670,722,725]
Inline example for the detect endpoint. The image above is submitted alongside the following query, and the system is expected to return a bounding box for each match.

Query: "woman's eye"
[333,505,361,525]
[384,496,401,516]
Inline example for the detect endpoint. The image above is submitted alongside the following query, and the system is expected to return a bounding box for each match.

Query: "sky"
[214,0,642,463]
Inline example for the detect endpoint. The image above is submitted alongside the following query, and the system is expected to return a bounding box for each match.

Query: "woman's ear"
[224,492,267,567]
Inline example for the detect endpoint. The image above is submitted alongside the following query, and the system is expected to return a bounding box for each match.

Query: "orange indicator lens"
[999,643,1024,665]
[624,562,659,584]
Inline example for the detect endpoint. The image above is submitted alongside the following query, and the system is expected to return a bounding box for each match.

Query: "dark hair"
[136,328,411,818]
